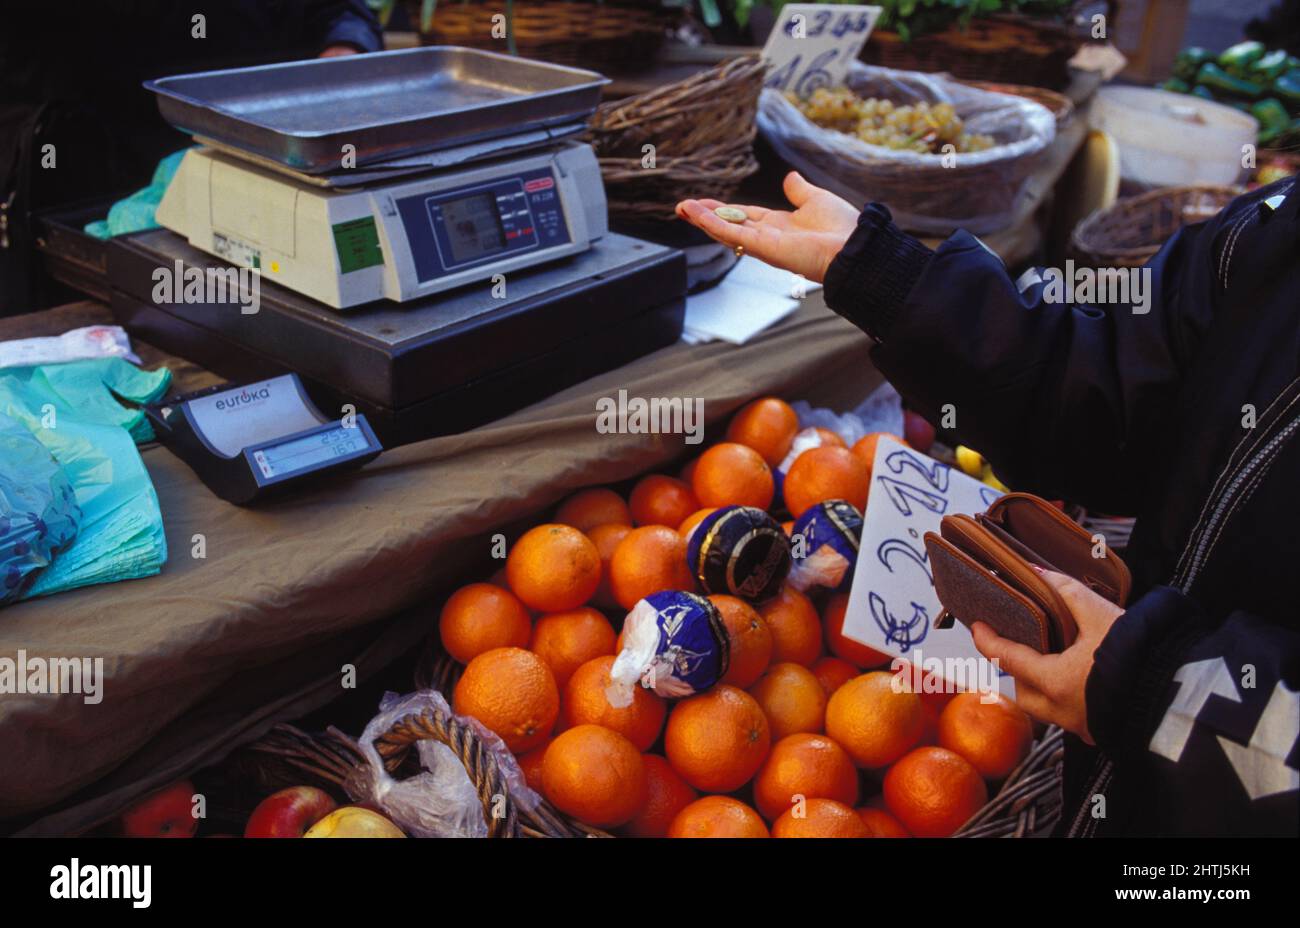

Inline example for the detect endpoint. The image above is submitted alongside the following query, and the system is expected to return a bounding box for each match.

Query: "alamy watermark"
[0,649,103,704]
[890,649,1003,703]
[151,259,260,315]
[1018,261,1153,315]
[596,389,705,445]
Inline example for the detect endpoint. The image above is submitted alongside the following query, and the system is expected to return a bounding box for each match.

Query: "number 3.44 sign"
[760,4,882,97]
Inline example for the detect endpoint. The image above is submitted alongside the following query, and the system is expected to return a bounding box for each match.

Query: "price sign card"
[760,4,882,97]
[841,436,1014,697]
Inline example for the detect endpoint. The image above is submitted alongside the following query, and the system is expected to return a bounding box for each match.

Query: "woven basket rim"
[1071,184,1242,263]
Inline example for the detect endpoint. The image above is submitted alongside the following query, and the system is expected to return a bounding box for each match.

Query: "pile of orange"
[434,396,1033,837]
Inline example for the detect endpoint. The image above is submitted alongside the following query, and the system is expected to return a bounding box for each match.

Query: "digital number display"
[440,192,506,264]
[252,427,371,479]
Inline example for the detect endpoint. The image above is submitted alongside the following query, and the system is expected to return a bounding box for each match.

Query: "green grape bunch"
[788,87,995,154]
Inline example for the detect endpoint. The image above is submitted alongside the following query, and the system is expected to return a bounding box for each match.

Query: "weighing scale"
[33,48,689,451]
[146,374,382,504]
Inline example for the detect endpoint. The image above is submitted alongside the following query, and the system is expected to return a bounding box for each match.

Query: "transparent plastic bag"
[346,690,542,838]
[757,62,1056,235]
[0,414,80,605]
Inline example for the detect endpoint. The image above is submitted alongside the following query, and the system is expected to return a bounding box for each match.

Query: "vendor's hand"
[319,44,359,57]
[675,172,859,284]
[970,569,1125,744]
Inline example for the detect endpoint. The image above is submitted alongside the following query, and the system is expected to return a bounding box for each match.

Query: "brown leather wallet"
[924,492,1131,653]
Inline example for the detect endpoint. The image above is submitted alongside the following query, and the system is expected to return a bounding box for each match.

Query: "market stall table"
[0,295,881,836]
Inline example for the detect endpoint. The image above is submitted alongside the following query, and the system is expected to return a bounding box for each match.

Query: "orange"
[608,525,695,610]
[825,671,925,768]
[517,738,552,793]
[678,457,699,485]
[857,805,911,837]
[809,426,847,449]
[506,524,602,612]
[759,586,822,666]
[691,442,775,510]
[665,685,771,792]
[883,746,988,837]
[812,656,859,697]
[710,594,773,689]
[783,445,870,518]
[530,607,617,689]
[676,507,718,544]
[850,431,908,478]
[452,647,559,754]
[726,397,799,467]
[772,798,871,838]
[561,655,667,751]
[782,520,795,536]
[438,582,532,664]
[668,796,769,838]
[623,755,698,838]
[554,487,632,533]
[753,733,859,821]
[587,522,632,610]
[541,725,647,829]
[629,475,699,528]
[748,663,827,740]
[937,692,1034,780]
[823,592,890,668]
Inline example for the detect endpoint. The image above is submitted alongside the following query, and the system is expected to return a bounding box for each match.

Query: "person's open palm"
[676,172,860,284]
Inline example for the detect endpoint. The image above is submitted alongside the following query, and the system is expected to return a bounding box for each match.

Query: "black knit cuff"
[823,203,933,343]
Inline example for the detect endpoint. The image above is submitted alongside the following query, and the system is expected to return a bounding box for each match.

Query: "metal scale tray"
[145,46,609,174]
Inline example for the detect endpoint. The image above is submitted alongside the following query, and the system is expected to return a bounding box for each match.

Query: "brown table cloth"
[0,297,881,835]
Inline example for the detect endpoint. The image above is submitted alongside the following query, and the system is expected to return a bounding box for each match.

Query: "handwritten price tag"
[841,436,1015,697]
[759,3,882,97]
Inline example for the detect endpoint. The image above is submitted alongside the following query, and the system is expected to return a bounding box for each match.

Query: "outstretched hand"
[675,172,860,284]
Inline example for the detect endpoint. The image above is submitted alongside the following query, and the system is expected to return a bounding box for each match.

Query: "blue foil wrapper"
[685,505,791,603]
[788,499,862,593]
[607,590,730,703]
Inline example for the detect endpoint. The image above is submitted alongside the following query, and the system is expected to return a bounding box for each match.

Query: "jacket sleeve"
[300,0,384,53]
[822,201,1235,512]
[1086,586,1299,835]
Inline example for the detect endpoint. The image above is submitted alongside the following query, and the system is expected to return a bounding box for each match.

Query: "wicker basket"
[1071,184,1240,268]
[956,80,1075,130]
[863,11,1089,91]
[245,714,608,838]
[407,0,671,70]
[585,54,767,223]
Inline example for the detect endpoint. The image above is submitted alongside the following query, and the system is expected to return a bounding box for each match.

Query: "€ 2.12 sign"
[841,435,1015,696]
[759,4,882,97]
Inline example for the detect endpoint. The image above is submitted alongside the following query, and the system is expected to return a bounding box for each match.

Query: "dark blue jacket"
[824,179,1300,837]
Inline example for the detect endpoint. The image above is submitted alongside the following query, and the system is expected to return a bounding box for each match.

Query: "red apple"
[902,409,936,453]
[120,779,198,838]
[244,786,337,838]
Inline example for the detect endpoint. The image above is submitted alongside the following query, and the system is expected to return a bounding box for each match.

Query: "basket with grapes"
[758,62,1056,236]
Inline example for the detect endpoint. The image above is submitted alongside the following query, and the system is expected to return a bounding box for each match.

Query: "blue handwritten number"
[877,536,932,584]
[793,49,839,97]
[869,592,929,652]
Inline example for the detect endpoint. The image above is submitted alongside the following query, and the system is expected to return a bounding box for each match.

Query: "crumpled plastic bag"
[84,148,189,239]
[0,414,81,605]
[757,62,1056,235]
[791,380,905,447]
[346,690,542,838]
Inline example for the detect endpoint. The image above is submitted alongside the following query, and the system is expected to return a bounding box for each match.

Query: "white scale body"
[156,141,608,309]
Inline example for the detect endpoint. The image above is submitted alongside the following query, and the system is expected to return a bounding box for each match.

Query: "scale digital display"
[397,166,572,284]
[252,426,373,479]
[441,192,507,263]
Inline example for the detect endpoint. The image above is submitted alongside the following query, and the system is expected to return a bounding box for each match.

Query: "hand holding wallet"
[924,493,1131,653]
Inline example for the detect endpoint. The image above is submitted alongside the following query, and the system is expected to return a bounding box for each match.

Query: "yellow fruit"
[303,807,405,838]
